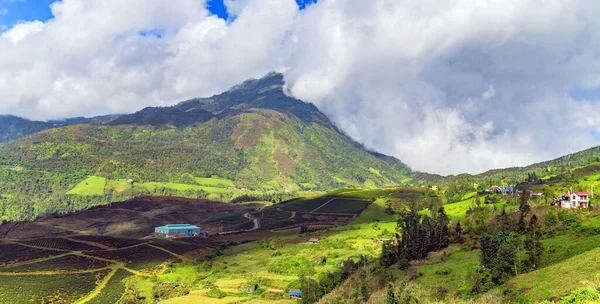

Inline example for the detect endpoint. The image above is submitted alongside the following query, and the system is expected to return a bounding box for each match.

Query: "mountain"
[0,72,411,222]
[0,114,118,142]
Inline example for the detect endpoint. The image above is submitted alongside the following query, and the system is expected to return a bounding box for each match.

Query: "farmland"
[280,196,332,212]
[69,235,144,248]
[0,254,112,273]
[66,176,106,196]
[149,239,207,255]
[87,268,131,304]
[86,244,178,270]
[0,233,217,303]
[18,237,105,251]
[316,198,368,213]
[0,269,110,304]
[0,243,58,266]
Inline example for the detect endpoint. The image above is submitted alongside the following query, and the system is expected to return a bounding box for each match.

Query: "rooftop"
[156,224,200,229]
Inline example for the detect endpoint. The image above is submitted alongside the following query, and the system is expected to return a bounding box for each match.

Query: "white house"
[560,191,590,209]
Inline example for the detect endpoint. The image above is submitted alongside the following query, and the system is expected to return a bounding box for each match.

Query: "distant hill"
[0,114,118,142]
[0,73,412,222]
[412,145,600,191]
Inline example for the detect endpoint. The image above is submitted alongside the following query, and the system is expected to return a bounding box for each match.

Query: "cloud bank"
[1,0,600,175]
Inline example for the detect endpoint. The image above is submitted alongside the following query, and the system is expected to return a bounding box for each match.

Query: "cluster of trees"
[296,257,365,304]
[468,191,545,295]
[380,205,450,268]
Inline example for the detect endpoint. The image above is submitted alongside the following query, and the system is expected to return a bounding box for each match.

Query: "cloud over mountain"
[2,0,600,174]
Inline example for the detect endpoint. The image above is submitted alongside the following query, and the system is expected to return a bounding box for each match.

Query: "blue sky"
[0,0,317,30]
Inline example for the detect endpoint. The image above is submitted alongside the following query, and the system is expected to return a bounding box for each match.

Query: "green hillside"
[0,73,411,222]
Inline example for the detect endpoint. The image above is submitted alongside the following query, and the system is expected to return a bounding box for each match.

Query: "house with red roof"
[560,191,590,208]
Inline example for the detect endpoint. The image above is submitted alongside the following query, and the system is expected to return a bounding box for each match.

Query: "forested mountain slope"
[413,145,600,189]
[0,73,411,222]
[0,114,118,142]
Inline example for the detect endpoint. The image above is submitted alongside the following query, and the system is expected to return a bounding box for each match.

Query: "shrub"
[557,287,600,303]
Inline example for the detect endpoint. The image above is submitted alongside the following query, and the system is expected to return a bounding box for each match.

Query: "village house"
[308,238,320,244]
[518,189,543,198]
[559,191,590,209]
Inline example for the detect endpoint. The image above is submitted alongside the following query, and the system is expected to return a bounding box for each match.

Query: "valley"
[1,74,600,303]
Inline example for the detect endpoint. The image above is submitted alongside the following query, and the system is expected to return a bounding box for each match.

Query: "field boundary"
[310,198,337,213]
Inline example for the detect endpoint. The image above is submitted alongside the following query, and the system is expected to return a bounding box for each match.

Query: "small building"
[431,185,440,191]
[560,192,590,209]
[308,238,320,244]
[155,224,203,238]
[289,290,302,298]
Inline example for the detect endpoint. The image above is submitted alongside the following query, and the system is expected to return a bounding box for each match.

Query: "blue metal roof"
[155,224,201,232]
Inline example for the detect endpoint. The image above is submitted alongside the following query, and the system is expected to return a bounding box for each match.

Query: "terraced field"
[0,243,58,266]
[86,244,177,270]
[87,268,132,304]
[0,254,112,273]
[149,239,206,255]
[317,198,368,213]
[69,235,144,248]
[0,234,202,303]
[280,196,332,212]
[18,237,105,251]
[0,269,111,304]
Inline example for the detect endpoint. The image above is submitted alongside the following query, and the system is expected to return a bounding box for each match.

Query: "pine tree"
[438,206,450,248]
[518,190,531,232]
[525,215,544,270]
[386,282,398,304]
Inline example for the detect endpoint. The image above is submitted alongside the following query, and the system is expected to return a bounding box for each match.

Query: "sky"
[1,1,600,175]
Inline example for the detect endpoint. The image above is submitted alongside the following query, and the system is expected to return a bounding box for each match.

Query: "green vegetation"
[195,176,235,187]
[0,269,110,304]
[509,247,600,302]
[88,268,131,304]
[66,176,106,196]
[140,182,231,194]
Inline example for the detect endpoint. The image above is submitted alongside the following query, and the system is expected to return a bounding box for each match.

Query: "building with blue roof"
[154,224,203,237]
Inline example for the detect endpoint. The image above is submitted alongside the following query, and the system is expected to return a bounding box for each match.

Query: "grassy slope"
[508,248,600,302]
[195,176,235,187]
[140,182,231,194]
[66,176,106,196]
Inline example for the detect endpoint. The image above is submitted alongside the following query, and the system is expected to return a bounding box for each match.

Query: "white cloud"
[1,20,43,44]
[1,0,600,175]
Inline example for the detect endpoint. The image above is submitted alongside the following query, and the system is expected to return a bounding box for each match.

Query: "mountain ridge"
[0,72,412,222]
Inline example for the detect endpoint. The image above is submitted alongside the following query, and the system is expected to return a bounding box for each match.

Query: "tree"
[524,215,544,270]
[518,190,531,232]
[386,282,398,304]
[542,187,556,205]
[480,231,523,283]
[299,267,321,304]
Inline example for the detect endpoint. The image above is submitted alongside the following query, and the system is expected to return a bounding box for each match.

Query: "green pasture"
[66,176,106,196]
[194,176,235,187]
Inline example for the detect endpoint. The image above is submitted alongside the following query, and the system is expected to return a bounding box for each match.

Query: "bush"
[152,281,190,301]
[205,287,227,299]
[557,287,600,303]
